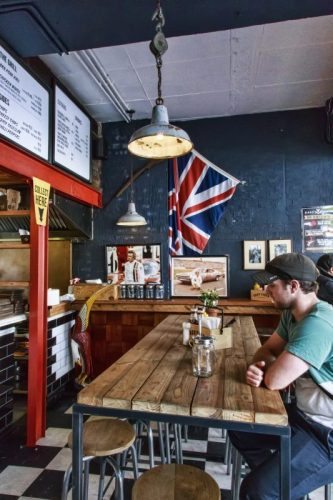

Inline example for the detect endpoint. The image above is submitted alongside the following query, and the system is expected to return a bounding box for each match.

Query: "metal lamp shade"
[128,104,193,159]
[116,202,147,226]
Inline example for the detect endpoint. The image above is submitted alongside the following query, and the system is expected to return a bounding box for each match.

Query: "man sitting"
[229,253,333,499]
[317,253,333,305]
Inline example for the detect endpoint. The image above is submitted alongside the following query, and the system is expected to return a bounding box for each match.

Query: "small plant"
[199,288,219,308]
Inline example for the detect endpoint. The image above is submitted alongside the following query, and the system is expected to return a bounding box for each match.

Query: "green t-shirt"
[277,300,333,427]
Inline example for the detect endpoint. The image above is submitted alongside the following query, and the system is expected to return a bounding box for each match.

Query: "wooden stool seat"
[68,418,136,456]
[132,463,220,500]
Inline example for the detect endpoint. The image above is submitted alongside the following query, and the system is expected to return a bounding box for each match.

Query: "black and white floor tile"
[0,394,327,499]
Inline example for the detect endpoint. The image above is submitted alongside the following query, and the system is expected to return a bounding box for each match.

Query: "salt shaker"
[182,322,191,345]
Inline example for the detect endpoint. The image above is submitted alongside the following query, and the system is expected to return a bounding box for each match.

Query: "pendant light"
[128,1,193,160]
[117,111,147,226]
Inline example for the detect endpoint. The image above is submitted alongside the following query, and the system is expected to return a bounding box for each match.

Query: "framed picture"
[171,255,229,298]
[243,240,266,270]
[106,244,161,284]
[268,239,292,261]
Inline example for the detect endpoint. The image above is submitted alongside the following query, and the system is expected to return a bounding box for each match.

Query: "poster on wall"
[302,206,333,252]
[54,84,91,182]
[106,244,161,284]
[0,43,49,160]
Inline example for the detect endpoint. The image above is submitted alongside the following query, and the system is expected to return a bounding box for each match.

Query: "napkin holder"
[189,321,233,350]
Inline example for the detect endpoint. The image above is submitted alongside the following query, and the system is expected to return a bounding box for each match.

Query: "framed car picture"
[243,240,266,270]
[268,239,292,261]
[171,255,229,298]
[106,244,161,284]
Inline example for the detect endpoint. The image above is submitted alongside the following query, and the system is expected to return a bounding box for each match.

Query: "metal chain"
[156,55,163,105]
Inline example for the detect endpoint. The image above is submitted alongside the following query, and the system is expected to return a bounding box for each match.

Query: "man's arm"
[246,331,309,390]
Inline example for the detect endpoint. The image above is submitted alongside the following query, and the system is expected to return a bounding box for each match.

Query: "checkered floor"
[0,393,327,499]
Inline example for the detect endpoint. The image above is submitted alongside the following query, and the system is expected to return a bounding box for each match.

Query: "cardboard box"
[72,283,118,301]
[250,289,270,301]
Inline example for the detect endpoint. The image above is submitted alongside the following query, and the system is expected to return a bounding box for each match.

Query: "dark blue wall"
[73,107,333,298]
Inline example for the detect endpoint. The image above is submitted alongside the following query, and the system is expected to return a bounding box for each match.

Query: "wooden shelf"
[0,281,29,288]
[0,210,29,217]
[0,242,30,249]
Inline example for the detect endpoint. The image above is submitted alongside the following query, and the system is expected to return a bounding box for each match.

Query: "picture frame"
[106,244,161,284]
[268,239,292,261]
[243,240,266,270]
[171,255,229,298]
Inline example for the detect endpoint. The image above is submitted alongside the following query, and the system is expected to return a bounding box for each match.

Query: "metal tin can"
[119,284,127,299]
[145,284,155,299]
[155,284,164,299]
[135,284,145,299]
[127,284,135,299]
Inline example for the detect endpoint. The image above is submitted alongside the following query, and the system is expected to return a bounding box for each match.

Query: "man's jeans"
[228,404,333,499]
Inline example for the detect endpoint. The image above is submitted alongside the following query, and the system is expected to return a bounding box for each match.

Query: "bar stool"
[132,463,221,500]
[62,418,138,500]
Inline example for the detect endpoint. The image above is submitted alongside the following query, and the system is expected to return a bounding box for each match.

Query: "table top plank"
[78,361,134,406]
[133,342,187,413]
[239,316,262,357]
[102,360,160,409]
[160,349,198,416]
[191,350,226,419]
[222,357,254,422]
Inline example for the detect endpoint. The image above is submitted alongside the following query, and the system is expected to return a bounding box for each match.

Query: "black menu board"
[0,44,49,160]
[54,85,91,182]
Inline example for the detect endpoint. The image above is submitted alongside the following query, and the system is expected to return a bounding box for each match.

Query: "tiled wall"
[0,326,15,432]
[47,311,76,398]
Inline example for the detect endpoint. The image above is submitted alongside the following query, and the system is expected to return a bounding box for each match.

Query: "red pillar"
[26,191,49,446]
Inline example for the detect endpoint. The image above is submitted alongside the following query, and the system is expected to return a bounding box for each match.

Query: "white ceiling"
[40,14,333,124]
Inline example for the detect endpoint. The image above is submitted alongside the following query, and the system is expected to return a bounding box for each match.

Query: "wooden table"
[72,315,291,499]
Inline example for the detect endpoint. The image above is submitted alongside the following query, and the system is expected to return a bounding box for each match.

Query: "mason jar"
[192,335,215,377]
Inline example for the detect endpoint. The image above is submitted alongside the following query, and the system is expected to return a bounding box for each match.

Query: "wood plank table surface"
[73,315,291,499]
[78,314,287,425]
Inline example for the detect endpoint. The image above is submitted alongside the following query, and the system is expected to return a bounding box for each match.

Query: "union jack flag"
[168,150,240,256]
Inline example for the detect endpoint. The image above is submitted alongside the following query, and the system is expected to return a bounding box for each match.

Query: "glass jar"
[192,335,215,378]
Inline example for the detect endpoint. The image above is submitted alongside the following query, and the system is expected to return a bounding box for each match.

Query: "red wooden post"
[26,190,49,446]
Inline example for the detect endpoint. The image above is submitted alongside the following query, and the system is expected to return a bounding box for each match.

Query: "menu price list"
[0,45,49,160]
[302,206,333,252]
[54,86,90,181]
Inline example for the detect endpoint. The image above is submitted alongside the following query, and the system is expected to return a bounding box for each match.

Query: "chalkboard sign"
[54,85,91,182]
[0,43,49,160]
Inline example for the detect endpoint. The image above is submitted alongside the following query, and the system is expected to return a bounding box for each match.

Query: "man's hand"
[246,361,266,387]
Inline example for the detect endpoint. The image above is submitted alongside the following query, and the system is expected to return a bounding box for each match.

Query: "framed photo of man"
[268,239,292,261]
[106,244,161,284]
[243,240,266,270]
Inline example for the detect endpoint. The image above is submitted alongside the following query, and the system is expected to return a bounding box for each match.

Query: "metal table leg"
[72,405,84,500]
[280,431,291,500]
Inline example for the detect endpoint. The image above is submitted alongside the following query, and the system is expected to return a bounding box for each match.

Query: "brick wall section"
[0,327,15,432]
[73,107,332,298]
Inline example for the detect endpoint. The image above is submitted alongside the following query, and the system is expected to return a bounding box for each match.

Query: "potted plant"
[199,288,220,315]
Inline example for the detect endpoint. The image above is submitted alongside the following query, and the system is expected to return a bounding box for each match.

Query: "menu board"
[54,85,91,181]
[0,44,49,160]
[302,205,333,252]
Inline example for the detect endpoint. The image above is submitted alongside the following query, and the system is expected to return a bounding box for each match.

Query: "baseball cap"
[253,253,319,286]
[317,253,333,272]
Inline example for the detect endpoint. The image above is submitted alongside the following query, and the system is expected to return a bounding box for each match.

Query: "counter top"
[72,298,279,315]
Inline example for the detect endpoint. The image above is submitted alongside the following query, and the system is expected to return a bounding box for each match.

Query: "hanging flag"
[168,149,240,256]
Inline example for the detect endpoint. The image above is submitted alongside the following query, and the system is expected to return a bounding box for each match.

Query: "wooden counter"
[72,298,279,315]
[73,298,280,378]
